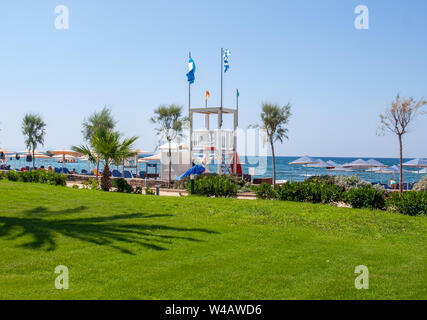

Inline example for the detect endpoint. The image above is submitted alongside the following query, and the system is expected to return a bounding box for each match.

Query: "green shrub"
[413,175,427,192]
[6,170,19,181]
[0,171,5,180]
[82,178,98,190]
[72,184,79,189]
[113,178,133,193]
[387,192,427,216]
[275,181,343,204]
[145,187,155,195]
[4,170,66,186]
[134,186,142,194]
[344,187,385,210]
[187,175,238,198]
[254,183,276,199]
[305,175,336,185]
[333,176,370,191]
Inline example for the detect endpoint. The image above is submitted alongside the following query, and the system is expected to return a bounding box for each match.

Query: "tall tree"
[151,105,187,188]
[256,103,292,186]
[378,94,426,193]
[81,106,117,179]
[82,106,116,141]
[73,128,138,191]
[21,113,47,170]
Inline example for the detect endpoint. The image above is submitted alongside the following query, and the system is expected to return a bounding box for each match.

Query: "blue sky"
[0,0,426,157]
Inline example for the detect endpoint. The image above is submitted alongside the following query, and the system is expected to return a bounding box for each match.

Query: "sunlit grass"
[0,181,425,300]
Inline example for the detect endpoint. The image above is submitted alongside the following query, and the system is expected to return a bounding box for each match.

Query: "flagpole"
[218,48,223,174]
[236,88,239,127]
[220,48,223,128]
[188,52,191,116]
[189,52,192,168]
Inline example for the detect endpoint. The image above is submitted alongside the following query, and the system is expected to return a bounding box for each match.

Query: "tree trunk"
[398,134,403,194]
[96,160,100,181]
[270,140,276,187]
[32,146,35,171]
[101,164,111,191]
[168,141,172,189]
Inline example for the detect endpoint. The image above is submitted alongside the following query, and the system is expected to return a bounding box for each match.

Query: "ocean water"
[241,156,423,184]
[4,155,424,184]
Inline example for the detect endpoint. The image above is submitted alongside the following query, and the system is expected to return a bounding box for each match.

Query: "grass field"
[0,181,425,300]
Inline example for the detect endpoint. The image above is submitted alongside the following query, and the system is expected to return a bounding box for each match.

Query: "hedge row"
[254,181,426,216]
[0,170,67,186]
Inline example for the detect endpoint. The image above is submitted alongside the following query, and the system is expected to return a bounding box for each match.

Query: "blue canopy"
[175,165,205,181]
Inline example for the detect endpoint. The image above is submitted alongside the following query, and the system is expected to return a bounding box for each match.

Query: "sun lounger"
[124,171,132,179]
[112,170,122,178]
[139,171,146,179]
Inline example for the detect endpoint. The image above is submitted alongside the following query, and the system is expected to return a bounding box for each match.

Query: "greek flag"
[223,49,231,73]
[187,56,196,84]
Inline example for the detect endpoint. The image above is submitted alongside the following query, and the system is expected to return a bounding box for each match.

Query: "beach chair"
[139,171,146,179]
[81,169,88,175]
[63,168,71,174]
[112,169,122,178]
[124,171,132,179]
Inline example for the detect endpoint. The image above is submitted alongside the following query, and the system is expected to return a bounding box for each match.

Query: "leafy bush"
[4,170,66,186]
[134,186,142,194]
[275,181,343,204]
[305,175,336,185]
[413,175,427,192]
[82,178,99,190]
[6,170,19,181]
[145,187,155,195]
[72,184,79,189]
[188,175,238,198]
[387,192,427,216]
[0,171,5,180]
[344,187,386,210]
[333,176,370,191]
[113,178,133,193]
[254,183,276,199]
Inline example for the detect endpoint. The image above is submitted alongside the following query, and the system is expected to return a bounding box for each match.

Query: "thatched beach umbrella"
[402,158,427,181]
[306,159,330,176]
[142,154,161,161]
[289,156,320,178]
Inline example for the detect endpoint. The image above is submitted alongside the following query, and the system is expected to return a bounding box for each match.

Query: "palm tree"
[256,103,292,186]
[21,113,47,170]
[82,106,116,141]
[151,105,187,188]
[74,128,138,191]
[81,106,117,179]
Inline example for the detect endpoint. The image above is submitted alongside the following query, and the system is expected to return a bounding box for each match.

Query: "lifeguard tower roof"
[190,107,236,115]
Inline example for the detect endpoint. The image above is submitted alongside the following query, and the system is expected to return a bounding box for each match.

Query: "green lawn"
[0,181,425,300]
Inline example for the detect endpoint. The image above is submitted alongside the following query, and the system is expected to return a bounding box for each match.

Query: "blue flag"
[187,57,196,84]
[223,49,231,73]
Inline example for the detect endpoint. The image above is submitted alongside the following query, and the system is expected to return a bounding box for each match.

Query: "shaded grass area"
[0,181,425,300]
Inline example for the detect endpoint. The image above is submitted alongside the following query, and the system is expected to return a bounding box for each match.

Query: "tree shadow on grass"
[0,207,218,254]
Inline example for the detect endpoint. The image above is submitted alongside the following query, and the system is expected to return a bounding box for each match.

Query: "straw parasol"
[133,149,151,154]
[48,150,82,157]
[0,148,14,155]
[142,154,161,161]
[306,159,330,176]
[289,156,320,178]
[402,158,427,180]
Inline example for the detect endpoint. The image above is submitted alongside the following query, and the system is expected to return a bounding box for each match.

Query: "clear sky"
[0,0,426,158]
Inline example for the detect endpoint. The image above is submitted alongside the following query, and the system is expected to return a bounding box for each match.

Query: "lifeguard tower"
[189,106,242,175]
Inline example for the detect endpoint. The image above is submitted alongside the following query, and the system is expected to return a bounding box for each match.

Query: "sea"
[4,155,424,184]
